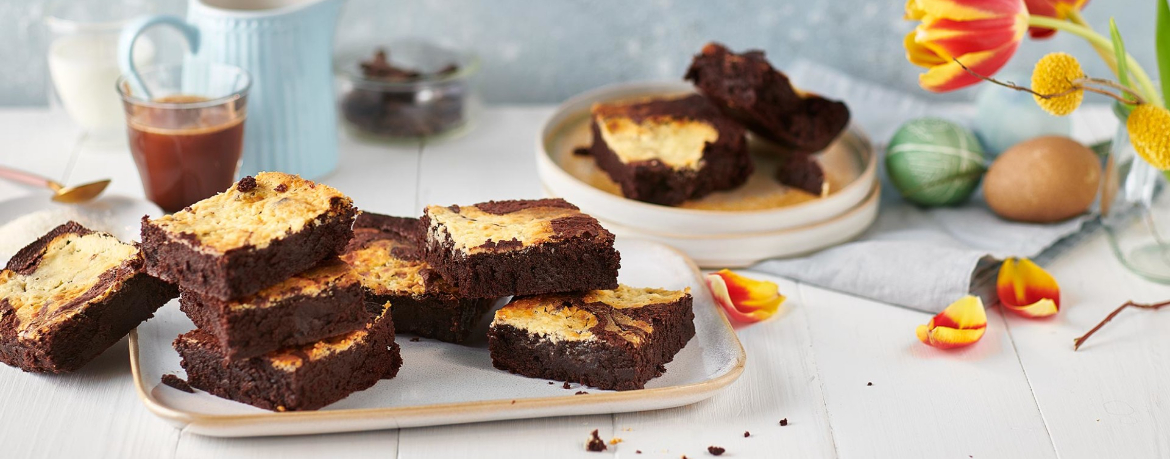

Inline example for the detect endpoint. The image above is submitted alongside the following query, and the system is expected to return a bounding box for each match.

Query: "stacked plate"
[536,81,879,268]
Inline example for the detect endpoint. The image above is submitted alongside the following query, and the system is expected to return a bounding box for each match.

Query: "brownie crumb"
[548,381,555,385]
[572,146,592,156]
[274,183,289,193]
[779,418,789,426]
[575,391,588,395]
[744,431,750,437]
[867,382,873,386]
[636,451,642,455]
[161,374,193,393]
[563,382,572,389]
[708,446,726,456]
[409,337,421,342]
[586,429,607,452]
[236,176,257,192]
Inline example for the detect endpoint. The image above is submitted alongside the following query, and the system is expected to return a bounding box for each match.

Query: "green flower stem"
[1028,15,1163,108]
[1065,9,1120,76]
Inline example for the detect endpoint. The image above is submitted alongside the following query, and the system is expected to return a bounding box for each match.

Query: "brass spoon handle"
[0,166,60,190]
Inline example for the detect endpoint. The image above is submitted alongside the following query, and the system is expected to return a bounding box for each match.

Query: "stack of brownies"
[141,172,401,411]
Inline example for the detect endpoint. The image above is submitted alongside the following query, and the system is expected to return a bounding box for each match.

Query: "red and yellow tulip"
[706,269,785,323]
[904,0,1029,92]
[1024,0,1090,38]
[916,295,988,349]
[997,257,1060,318]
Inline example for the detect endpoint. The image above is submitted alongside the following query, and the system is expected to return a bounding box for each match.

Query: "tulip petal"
[905,31,948,67]
[913,0,1027,21]
[1026,0,1090,38]
[915,15,1027,61]
[917,295,987,349]
[996,258,1061,318]
[706,269,785,323]
[918,40,1021,92]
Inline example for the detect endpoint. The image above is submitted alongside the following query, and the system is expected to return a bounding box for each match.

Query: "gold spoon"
[0,166,110,203]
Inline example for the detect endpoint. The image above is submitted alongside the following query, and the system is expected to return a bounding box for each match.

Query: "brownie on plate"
[421,199,621,298]
[488,285,695,391]
[175,306,401,412]
[178,258,370,360]
[0,222,177,373]
[684,42,850,153]
[589,94,751,206]
[341,212,494,343]
[141,172,356,301]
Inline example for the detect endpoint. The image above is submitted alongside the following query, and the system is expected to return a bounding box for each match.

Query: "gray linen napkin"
[751,61,1100,313]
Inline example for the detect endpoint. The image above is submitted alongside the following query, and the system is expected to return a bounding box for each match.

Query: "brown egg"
[984,136,1101,223]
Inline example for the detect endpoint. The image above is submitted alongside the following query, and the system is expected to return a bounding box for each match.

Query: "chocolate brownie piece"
[776,155,827,195]
[488,285,695,391]
[589,94,752,206]
[175,306,401,412]
[0,222,177,373]
[341,212,493,343]
[685,42,850,153]
[421,199,620,298]
[178,258,370,360]
[141,172,356,301]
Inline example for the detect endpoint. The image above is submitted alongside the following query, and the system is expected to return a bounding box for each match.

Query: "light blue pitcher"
[119,0,344,179]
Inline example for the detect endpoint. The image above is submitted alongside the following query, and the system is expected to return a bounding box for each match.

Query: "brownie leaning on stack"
[415,197,695,391]
[143,172,402,411]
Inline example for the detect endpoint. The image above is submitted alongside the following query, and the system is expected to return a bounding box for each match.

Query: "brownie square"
[684,42,850,153]
[0,222,178,373]
[341,212,494,343]
[421,199,620,298]
[175,306,401,412]
[589,94,752,206]
[140,172,356,301]
[488,285,695,390]
[178,257,370,360]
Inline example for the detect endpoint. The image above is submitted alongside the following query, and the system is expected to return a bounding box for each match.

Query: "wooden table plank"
[612,276,838,459]
[798,285,1059,459]
[176,430,400,459]
[396,417,615,459]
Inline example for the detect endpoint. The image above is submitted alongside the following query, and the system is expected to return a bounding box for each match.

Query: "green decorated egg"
[886,118,987,206]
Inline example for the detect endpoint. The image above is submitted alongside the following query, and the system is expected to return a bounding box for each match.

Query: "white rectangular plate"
[130,238,745,437]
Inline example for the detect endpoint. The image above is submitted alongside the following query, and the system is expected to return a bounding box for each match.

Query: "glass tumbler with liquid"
[117,63,251,213]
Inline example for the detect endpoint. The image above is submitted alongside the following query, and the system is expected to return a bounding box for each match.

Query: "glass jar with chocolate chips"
[336,40,479,140]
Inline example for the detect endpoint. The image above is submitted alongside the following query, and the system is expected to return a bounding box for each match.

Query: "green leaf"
[1158,0,1170,106]
[1110,18,1131,91]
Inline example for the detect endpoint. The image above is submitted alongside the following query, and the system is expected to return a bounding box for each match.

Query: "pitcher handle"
[118,15,200,101]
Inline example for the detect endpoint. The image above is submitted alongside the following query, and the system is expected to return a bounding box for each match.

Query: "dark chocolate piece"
[589,94,752,206]
[708,446,726,456]
[586,429,608,452]
[161,374,194,393]
[140,172,356,301]
[0,222,178,373]
[780,418,789,426]
[343,212,495,343]
[685,42,850,153]
[488,285,695,391]
[174,308,401,412]
[178,258,370,360]
[422,199,620,298]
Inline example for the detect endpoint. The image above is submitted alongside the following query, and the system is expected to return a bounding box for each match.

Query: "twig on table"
[1073,299,1170,350]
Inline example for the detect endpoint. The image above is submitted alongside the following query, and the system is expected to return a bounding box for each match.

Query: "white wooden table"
[1,106,1169,459]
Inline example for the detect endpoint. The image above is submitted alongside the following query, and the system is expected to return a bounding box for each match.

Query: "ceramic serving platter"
[537,81,877,236]
[551,182,881,268]
[130,238,746,437]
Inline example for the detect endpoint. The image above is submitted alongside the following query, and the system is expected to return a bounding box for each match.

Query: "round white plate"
[537,81,876,236]
[544,182,881,268]
[0,194,162,264]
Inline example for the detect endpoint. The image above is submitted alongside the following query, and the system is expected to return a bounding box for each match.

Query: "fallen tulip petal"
[917,295,987,349]
[997,257,1060,318]
[706,269,785,323]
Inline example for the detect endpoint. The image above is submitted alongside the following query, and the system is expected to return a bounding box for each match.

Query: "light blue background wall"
[1,0,1160,105]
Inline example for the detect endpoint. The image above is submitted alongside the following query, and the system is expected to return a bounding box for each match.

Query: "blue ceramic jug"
[119,0,343,179]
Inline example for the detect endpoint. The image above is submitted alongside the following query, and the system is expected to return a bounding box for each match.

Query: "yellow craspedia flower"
[1128,104,1170,170]
[1031,53,1085,116]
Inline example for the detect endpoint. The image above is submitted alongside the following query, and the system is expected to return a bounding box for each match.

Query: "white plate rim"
[127,240,747,437]
[535,80,877,235]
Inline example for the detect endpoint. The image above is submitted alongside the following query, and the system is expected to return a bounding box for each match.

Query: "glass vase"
[1102,108,1170,283]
